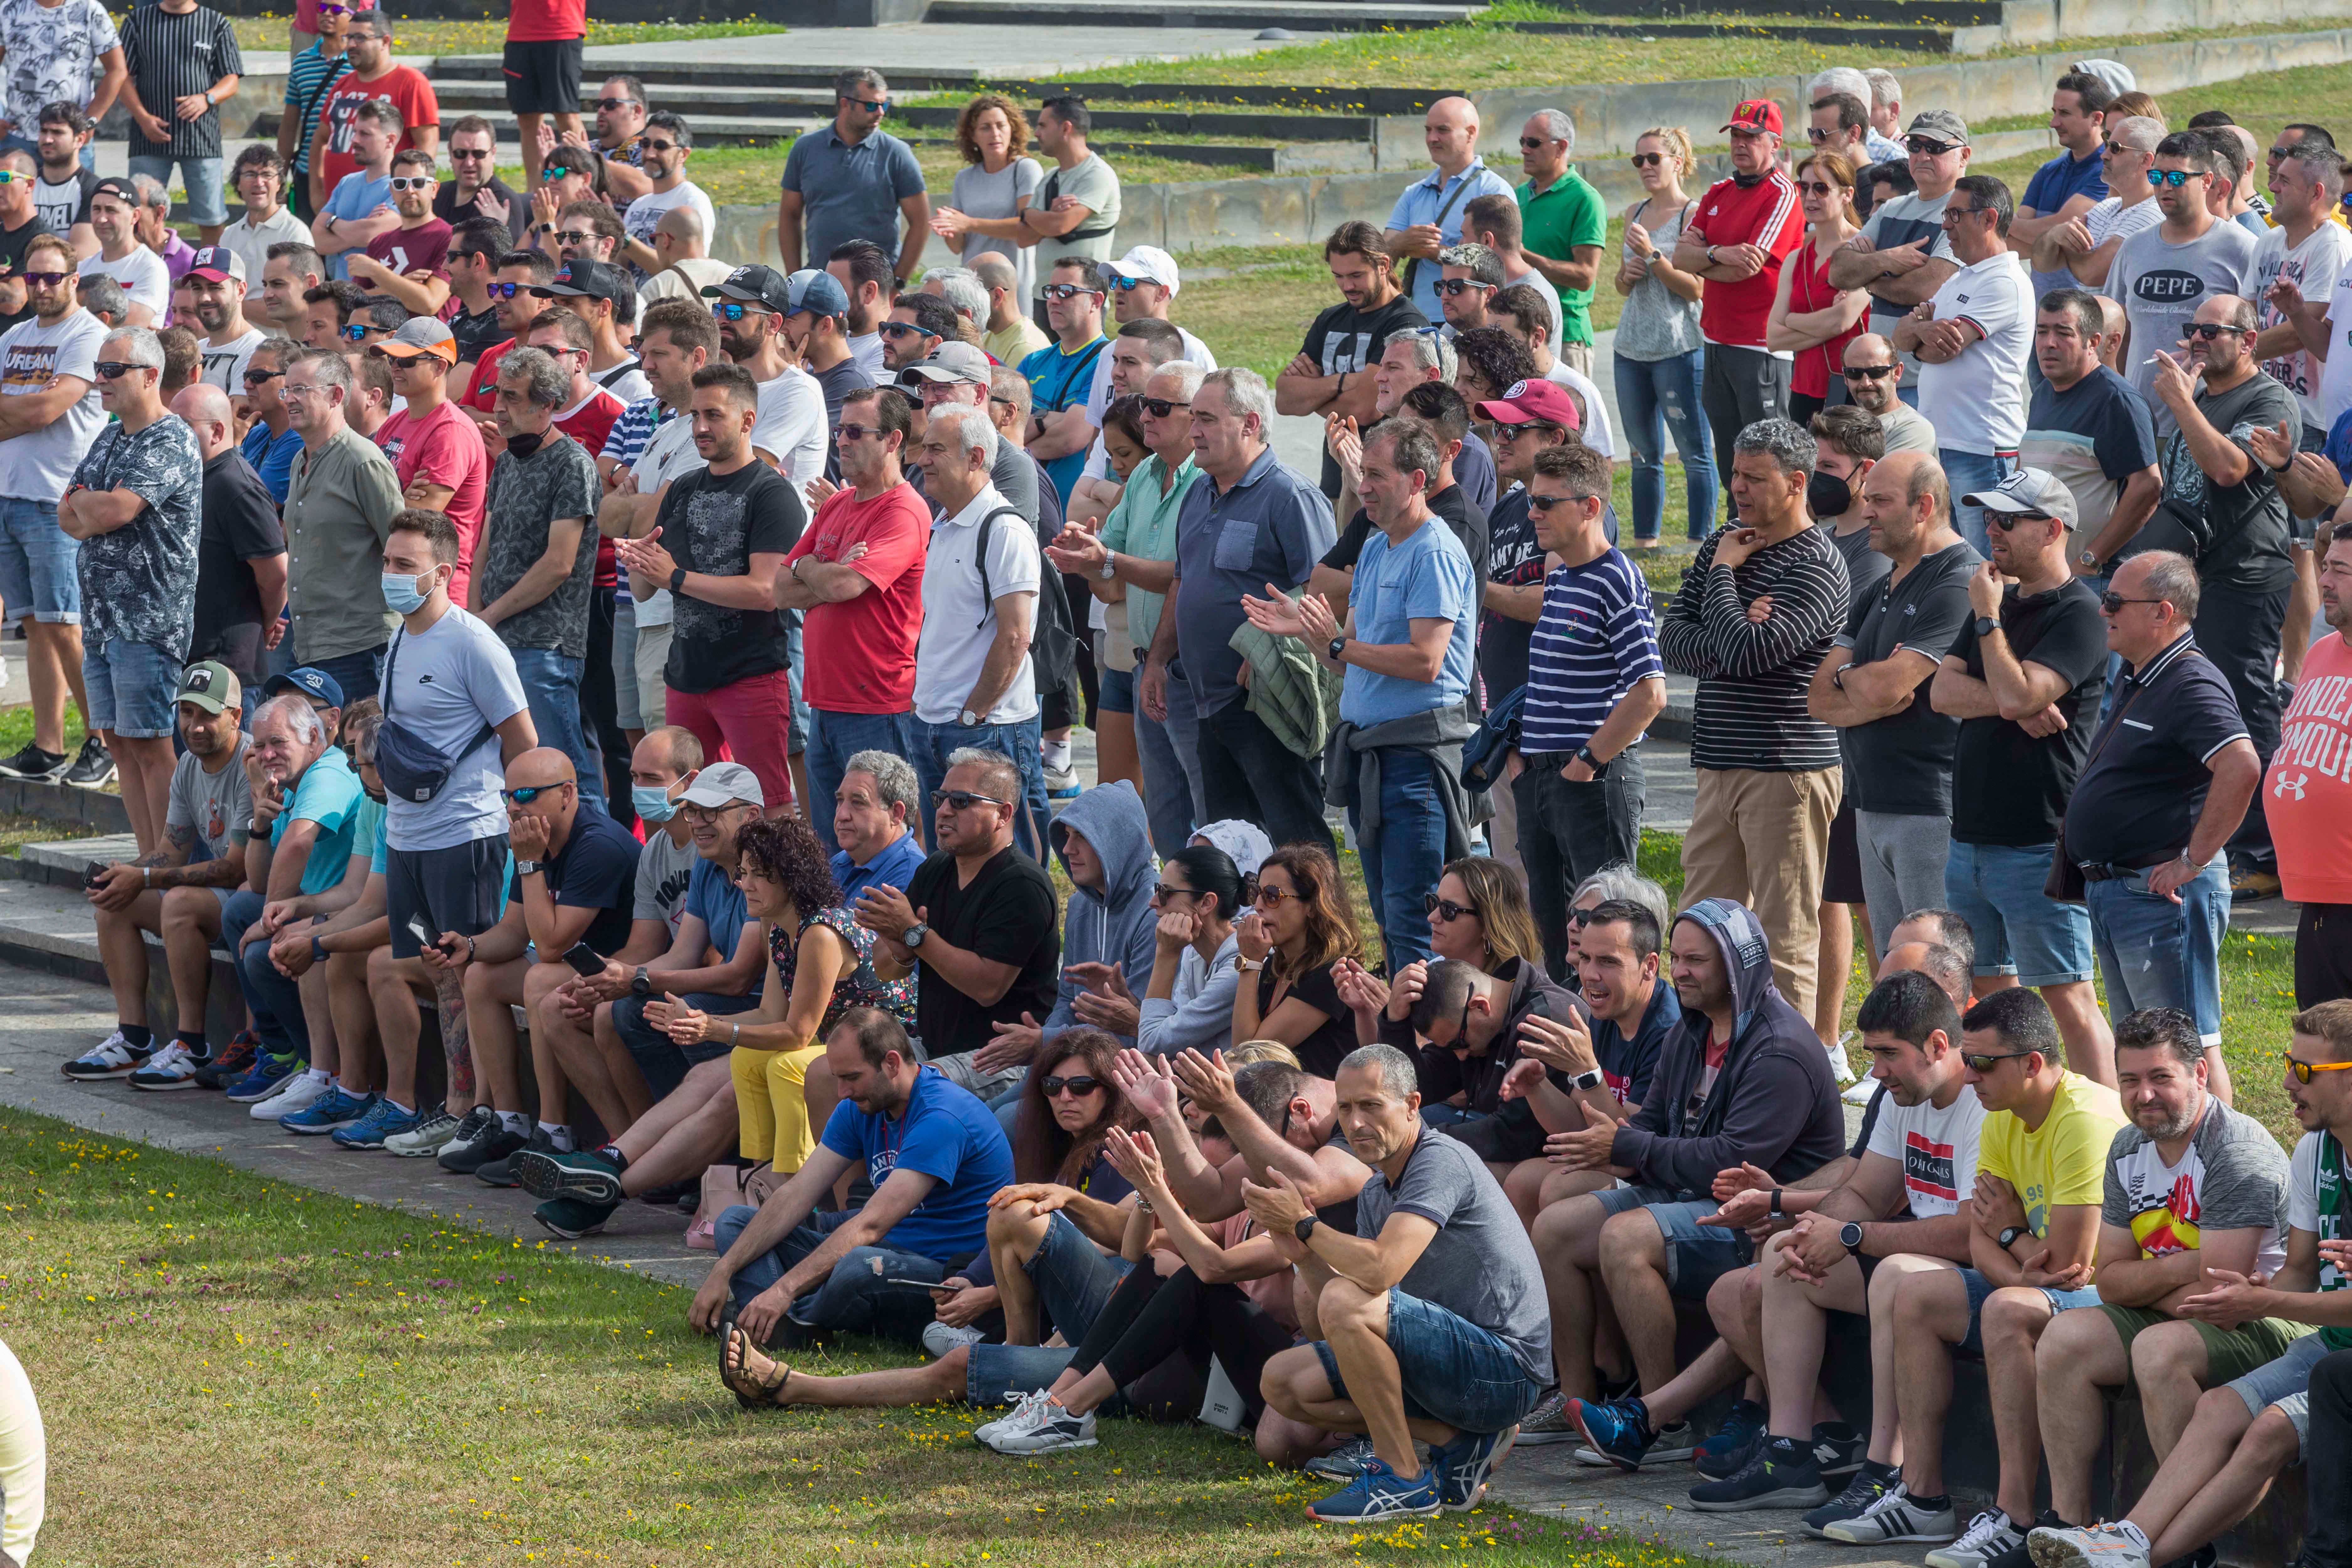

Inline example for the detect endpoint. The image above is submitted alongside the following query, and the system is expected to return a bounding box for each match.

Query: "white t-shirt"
[847,331,886,382]
[199,326,266,395]
[2255,220,2352,429]
[627,411,705,629]
[1919,250,2034,456]
[2084,194,2163,253]
[0,306,106,503]
[752,364,828,488]
[591,356,653,407]
[1542,358,1619,459]
[224,205,313,300]
[379,605,530,853]
[1863,1084,1986,1219]
[78,246,168,323]
[1506,265,1564,344]
[1078,324,1218,481]
[622,181,718,280]
[914,482,1038,725]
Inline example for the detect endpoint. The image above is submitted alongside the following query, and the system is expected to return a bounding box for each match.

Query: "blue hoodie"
[1609,897,1846,1195]
[1045,780,1159,1043]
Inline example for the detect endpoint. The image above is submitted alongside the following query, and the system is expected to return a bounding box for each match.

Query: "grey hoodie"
[1045,779,1159,1043]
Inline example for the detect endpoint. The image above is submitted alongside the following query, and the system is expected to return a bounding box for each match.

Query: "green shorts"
[2093,1304,2314,1386]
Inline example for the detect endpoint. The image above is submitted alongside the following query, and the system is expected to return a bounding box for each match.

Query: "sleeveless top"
[1789,238,1864,399]
[1614,196,1702,363]
[769,905,916,1039]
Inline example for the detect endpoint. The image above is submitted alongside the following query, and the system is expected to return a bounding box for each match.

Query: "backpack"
[973,504,1078,696]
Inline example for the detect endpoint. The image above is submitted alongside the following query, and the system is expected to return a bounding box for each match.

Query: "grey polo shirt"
[283,424,402,664]
[779,126,925,266]
[1172,445,1335,715]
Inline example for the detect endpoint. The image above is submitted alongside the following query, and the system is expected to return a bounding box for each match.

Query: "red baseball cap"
[1475,378,1582,432]
[1721,99,1785,135]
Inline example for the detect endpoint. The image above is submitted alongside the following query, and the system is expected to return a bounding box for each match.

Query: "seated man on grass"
[2031,999,2352,1568]
[1253,1043,1552,1523]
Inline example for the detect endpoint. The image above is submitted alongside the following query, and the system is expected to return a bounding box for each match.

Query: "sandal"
[722,1322,792,1410]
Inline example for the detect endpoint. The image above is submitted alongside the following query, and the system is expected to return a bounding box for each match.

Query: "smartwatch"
[1975,615,1999,639]
[1575,744,1608,777]
[1769,1188,1784,1218]
[1293,1214,1320,1244]
[668,567,687,593]
[1839,1221,1866,1255]
[1569,1066,1605,1091]
[310,935,328,965]
[1998,1225,2029,1251]
[903,922,928,951]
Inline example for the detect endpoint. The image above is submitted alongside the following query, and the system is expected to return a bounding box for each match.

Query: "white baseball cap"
[1099,246,1181,296]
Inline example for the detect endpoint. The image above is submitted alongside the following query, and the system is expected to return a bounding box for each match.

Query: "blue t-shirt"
[817,1064,1014,1262]
[1592,976,1679,1109]
[1522,546,1665,754]
[2023,148,2109,215]
[832,831,926,904]
[239,421,302,505]
[683,855,759,993]
[1019,336,1108,509]
[275,745,362,895]
[1343,514,1478,726]
[2325,405,2352,483]
[321,169,392,281]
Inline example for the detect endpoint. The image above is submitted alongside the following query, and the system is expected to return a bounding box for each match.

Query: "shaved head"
[506,747,578,788]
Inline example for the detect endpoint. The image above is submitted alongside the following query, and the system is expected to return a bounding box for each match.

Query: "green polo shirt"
[1516,167,1608,347]
[1097,450,1199,654]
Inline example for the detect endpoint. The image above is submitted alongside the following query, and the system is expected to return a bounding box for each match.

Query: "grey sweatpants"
[1857,809,1953,956]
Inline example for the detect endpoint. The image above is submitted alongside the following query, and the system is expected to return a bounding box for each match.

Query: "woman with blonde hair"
[1767,149,1868,424]
[1611,125,1715,545]
[930,93,1045,318]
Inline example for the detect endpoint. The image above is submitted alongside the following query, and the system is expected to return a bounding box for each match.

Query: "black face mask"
[505,430,546,459]
[1808,469,1853,519]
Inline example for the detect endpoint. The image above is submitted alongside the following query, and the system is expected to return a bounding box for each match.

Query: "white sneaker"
[922,1320,986,1360]
[1930,1511,2027,1568]
[252,1071,330,1120]
[1828,1030,1858,1084]
[2027,1521,2153,1568]
[127,1042,204,1091]
[61,1029,149,1080]
[983,1392,1096,1454]
[973,1387,1051,1447]
[384,1107,460,1158]
[1819,1483,1959,1544]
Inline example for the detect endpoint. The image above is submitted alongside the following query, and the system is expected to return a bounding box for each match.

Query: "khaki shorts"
[2094,1303,2313,1388]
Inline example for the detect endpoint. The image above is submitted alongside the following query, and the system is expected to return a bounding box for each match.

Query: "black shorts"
[1822,793,1867,904]
[503,37,583,116]
[385,837,511,958]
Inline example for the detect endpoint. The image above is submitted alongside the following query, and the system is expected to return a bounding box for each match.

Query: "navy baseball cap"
[263,667,345,708]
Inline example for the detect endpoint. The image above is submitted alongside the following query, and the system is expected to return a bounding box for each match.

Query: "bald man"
[1386,94,1516,324]
[440,746,645,1181]
[175,382,288,701]
[637,204,733,314]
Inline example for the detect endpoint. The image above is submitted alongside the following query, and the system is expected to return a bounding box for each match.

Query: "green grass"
[226,15,791,56]
[0,701,84,767]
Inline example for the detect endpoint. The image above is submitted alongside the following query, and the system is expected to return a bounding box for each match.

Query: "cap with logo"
[532,257,632,306]
[187,245,246,285]
[897,340,993,388]
[701,264,793,314]
[263,666,346,708]
[678,760,765,809]
[1098,245,1182,294]
[1905,109,1970,148]
[1963,466,2078,530]
[175,660,241,715]
[375,315,458,363]
[785,268,850,319]
[1473,378,1583,432]
[1721,99,1785,136]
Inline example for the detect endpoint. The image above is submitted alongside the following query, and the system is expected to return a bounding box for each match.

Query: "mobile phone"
[884,1277,959,1293]
[83,859,109,889]
[406,915,438,950]
[561,941,605,977]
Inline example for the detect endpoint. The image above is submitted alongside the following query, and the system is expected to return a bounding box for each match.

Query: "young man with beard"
[2102,133,2258,438]
[442,219,510,389]
[372,316,485,598]
[2019,289,2159,575]
[32,103,101,255]
[779,268,869,458]
[620,112,715,284]
[1280,222,1424,501]
[0,149,50,333]
[458,247,554,436]
[825,237,892,382]
[704,264,828,485]
[309,11,437,218]
[277,0,354,221]
[345,147,451,319]
[185,244,261,391]
[311,98,400,287]
[531,257,647,403]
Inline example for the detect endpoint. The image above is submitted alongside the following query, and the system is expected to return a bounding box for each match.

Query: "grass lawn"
[227,16,792,57]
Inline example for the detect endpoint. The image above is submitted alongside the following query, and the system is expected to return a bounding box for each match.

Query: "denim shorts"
[1097,664,1136,715]
[0,496,80,623]
[82,638,179,739]
[126,152,226,228]
[1592,1184,1747,1299]
[1956,1264,2103,1355]
[1944,840,2096,987]
[2229,1328,2337,1455]
[1025,1208,1135,1343]
[1313,1287,1546,1436]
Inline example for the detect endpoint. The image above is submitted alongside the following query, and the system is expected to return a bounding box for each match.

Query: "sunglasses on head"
[19,271,65,287]
[2152,168,2207,187]
[501,782,572,804]
[92,360,149,379]
[1843,363,1895,380]
[1141,396,1189,417]
[388,175,433,191]
[2288,1055,2352,1083]
[1629,151,1665,168]
[931,787,1008,811]
[1424,892,1474,922]
[876,319,931,337]
[711,301,770,321]
[1041,282,1100,300]
[1042,1074,1101,1098]
[1963,1048,2036,1073]
[1434,278,1494,296]
[2182,321,2239,341]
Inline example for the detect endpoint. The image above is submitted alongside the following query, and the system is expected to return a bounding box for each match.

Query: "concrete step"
[892,103,1379,141]
[426,53,996,92]
[922,0,1485,28]
[431,78,839,115]
[1526,0,2005,21]
[1507,15,1957,47]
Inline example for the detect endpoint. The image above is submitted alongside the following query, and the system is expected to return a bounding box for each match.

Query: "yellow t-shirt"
[1976,1071,2127,1237]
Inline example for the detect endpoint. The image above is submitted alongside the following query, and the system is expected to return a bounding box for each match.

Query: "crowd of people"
[11,1,2352,1550]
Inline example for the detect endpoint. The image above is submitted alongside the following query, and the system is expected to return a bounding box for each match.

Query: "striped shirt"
[118,3,241,160]
[1521,547,1663,755]
[282,43,352,175]
[1657,524,1851,773]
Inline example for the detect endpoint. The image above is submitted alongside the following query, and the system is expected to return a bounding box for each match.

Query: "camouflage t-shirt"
[72,412,203,659]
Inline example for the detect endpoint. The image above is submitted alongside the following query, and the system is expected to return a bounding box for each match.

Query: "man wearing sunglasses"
[2037,115,2163,292]
[1512,110,1606,370]
[1837,336,1936,453]
[0,149,46,336]
[619,112,714,289]
[587,75,651,204]
[309,12,437,221]
[345,149,452,319]
[1021,257,1110,507]
[456,249,554,439]
[1076,246,1215,495]
[429,116,525,245]
[2102,132,2258,437]
[777,67,929,289]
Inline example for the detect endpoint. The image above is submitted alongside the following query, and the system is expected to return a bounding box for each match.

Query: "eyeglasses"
[388,176,433,191]
[1141,397,1190,417]
[1424,892,1474,923]
[876,320,933,337]
[1629,152,1665,168]
[1941,204,1987,224]
[19,271,66,287]
[711,301,771,321]
[1843,364,1896,380]
[594,96,641,111]
[842,96,889,112]
[552,230,594,247]
[1434,278,1495,296]
[1963,1048,2037,1073]
[2152,168,2209,187]
[1153,882,1200,903]
[278,381,323,400]
[92,360,149,379]
[487,282,524,299]
[1906,137,1963,155]
[641,139,679,155]
[448,146,490,161]
[242,368,283,385]
[2287,1055,2352,1083]
[835,422,881,442]
[2100,591,2166,613]
[1041,283,1102,300]
[501,782,574,804]
[2182,321,2239,341]
[680,802,750,824]
[1797,179,1841,197]
[1041,1074,1102,1098]
[930,788,1009,811]
[1489,422,1559,443]
[1254,885,1297,907]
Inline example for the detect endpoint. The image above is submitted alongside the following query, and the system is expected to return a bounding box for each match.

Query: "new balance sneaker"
[1433,1427,1514,1512]
[922,1320,987,1360]
[331,1097,421,1151]
[126,1041,207,1090]
[251,1070,331,1121]
[1930,1510,2030,1568]
[60,1030,150,1080]
[280,1086,375,1135]
[1802,1463,1896,1538]
[192,1033,258,1090]
[1307,1459,1443,1523]
[383,1107,461,1158]
[1808,1421,1866,1478]
[1686,1436,1830,1512]
[1305,1437,1378,1479]
[427,1107,498,1169]
[1567,1396,1694,1472]
[1819,1481,1959,1544]
[223,1050,300,1103]
[532,1196,615,1240]
[0,742,65,781]
[2028,1521,2153,1568]
[1695,1398,1767,1478]
[982,1393,1097,1454]
[1514,1388,1580,1447]
[509,1147,626,1207]
[62,734,115,789]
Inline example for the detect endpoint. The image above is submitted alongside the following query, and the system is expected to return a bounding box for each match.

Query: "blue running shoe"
[533,1196,617,1240]
[1433,1427,1516,1512]
[1696,1397,1767,1478]
[1306,1458,1443,1522]
[224,1050,300,1103]
[1688,1435,1830,1512]
[1570,1396,1658,1472]
[331,1097,421,1150]
[280,1086,374,1135]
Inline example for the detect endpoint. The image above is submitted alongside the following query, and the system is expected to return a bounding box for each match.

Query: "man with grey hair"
[921,266,988,335]
[58,323,200,851]
[1807,92,1873,178]
[830,747,926,900]
[777,68,930,286]
[973,252,1046,365]
[281,344,401,699]
[1434,242,1507,335]
[77,272,128,330]
[1512,109,1605,370]
[1862,68,1905,150]
[1659,416,1852,1021]
[1155,365,1338,852]
[1253,1038,1552,1521]
[2038,114,2163,291]
[1812,67,1906,162]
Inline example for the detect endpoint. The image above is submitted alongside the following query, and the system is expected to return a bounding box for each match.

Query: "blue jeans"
[909,715,1050,861]
[2084,859,2231,1045]
[127,153,227,228]
[805,708,913,854]
[1941,448,2017,557]
[1135,667,1205,860]
[1348,746,1448,970]
[0,496,79,623]
[82,638,178,739]
[306,644,384,708]
[221,889,309,1060]
[509,647,606,817]
[1025,1209,1135,1343]
[1312,1288,1546,1436]
[1614,348,1718,541]
[611,990,757,1101]
[712,1205,946,1343]
[1945,840,2096,986]
[1957,1264,2102,1354]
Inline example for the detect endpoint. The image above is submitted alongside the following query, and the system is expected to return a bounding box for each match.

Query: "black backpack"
[973,504,1079,696]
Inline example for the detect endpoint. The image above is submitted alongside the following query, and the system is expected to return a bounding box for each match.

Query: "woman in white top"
[930,94,1045,320]
[1611,125,1716,546]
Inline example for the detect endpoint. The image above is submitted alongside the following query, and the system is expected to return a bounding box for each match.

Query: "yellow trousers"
[730,1042,827,1170]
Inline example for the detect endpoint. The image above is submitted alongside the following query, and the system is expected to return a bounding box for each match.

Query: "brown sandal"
[722,1323,792,1409]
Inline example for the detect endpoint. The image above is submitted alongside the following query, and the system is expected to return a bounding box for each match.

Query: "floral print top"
[771,904,914,1037]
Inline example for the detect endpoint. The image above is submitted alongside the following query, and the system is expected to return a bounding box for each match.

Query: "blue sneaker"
[280,1086,375,1135]
[1687,1435,1829,1512]
[223,1050,300,1103]
[1697,1397,1767,1477]
[1433,1426,1515,1512]
[1306,1458,1443,1523]
[1570,1396,1661,1472]
[331,1097,421,1150]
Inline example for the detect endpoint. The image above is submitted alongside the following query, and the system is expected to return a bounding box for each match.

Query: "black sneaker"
[440,1115,526,1176]
[1803,1464,1893,1538]
[62,735,115,789]
[637,1176,700,1206]
[1809,1421,1866,1478]
[0,742,66,781]
[475,1127,556,1187]
[1687,1435,1829,1512]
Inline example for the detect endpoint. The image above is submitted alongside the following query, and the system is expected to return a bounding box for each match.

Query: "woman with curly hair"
[651,817,913,1180]
[929,93,1044,319]
[1230,844,1363,1078]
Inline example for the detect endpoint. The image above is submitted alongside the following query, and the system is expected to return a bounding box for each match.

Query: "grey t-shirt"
[1034,153,1121,279]
[633,827,697,942]
[2101,1096,2293,1277]
[166,732,252,860]
[1860,190,1957,376]
[379,606,529,853]
[1355,1125,1553,1384]
[2103,220,2259,435]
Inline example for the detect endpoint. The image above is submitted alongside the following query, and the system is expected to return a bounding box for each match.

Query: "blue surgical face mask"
[382,570,431,614]
[633,783,679,823]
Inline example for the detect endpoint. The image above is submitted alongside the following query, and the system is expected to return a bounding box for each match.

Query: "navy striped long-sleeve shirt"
[1657,524,1851,772]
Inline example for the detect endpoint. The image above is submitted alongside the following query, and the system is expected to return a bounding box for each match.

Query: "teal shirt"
[1096,450,1199,655]
[274,746,363,896]
[1517,168,1608,347]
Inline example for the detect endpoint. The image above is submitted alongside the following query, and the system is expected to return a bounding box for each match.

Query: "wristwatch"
[1575,744,1608,777]
[1998,1225,2030,1251]
[903,922,928,950]
[668,567,687,593]
[630,965,652,998]
[310,935,328,965]
[1839,1221,1866,1255]
[1974,615,1999,639]
[1327,635,1347,663]
[1097,553,1117,581]
[2078,547,2103,570]
[957,708,981,728]
[1294,1214,1320,1243]
[1569,1066,1605,1091]
[1235,956,1264,972]
[514,859,542,877]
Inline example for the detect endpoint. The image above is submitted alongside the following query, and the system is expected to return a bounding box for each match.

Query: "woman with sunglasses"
[931,93,1045,322]
[1767,151,1868,426]
[1073,843,1247,1056]
[1231,845,1363,1079]
[1611,126,1716,546]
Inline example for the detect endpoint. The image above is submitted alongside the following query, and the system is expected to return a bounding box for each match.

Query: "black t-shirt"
[2140,370,2299,595]
[516,804,642,956]
[1300,294,1429,497]
[903,845,1061,1057]
[192,449,287,678]
[1948,577,2108,846]
[434,177,531,245]
[654,459,807,694]
[813,357,873,482]
[0,216,51,331]
[1258,959,1356,1079]
[1822,519,1892,604]
[1479,486,1541,699]
[1839,540,1981,815]
[450,306,505,370]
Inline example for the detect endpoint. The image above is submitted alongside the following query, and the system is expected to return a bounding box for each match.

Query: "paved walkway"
[580,24,1288,76]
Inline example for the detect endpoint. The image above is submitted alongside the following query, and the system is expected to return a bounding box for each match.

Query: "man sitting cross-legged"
[2029,998,2352,1568]
[1253,1043,1553,1523]
[1531,897,1846,1455]
[694,1006,1012,1350]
